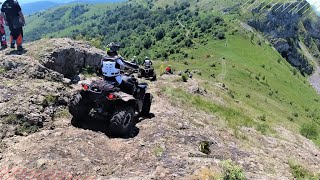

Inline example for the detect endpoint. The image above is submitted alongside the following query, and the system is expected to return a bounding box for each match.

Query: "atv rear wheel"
[140,93,152,117]
[108,106,135,137]
[69,92,91,127]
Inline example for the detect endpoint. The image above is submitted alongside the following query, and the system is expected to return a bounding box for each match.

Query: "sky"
[307,0,320,15]
[18,0,65,4]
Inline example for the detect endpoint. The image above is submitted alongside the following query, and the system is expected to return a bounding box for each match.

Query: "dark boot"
[17,46,23,51]
[1,44,7,49]
[10,43,15,48]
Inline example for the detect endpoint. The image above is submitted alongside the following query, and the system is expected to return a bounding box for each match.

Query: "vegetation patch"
[181,74,188,82]
[300,122,319,140]
[164,87,257,129]
[154,145,164,157]
[54,108,72,119]
[42,95,58,107]
[3,114,39,135]
[0,67,6,74]
[221,160,245,180]
[81,66,97,77]
[288,160,319,180]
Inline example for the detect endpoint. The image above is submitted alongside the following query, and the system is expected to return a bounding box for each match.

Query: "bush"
[256,123,269,135]
[300,123,319,139]
[155,28,166,41]
[181,74,188,82]
[288,161,317,179]
[257,114,266,121]
[42,95,57,106]
[221,160,245,180]
[216,32,226,40]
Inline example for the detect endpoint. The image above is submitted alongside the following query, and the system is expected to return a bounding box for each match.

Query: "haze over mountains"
[20,0,124,4]
[21,0,126,15]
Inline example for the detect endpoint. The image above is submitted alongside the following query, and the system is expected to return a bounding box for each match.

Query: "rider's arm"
[116,58,139,69]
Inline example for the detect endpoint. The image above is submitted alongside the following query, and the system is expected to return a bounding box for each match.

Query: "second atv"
[138,66,157,81]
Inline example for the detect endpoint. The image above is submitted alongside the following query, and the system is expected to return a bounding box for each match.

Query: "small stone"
[62,78,72,85]
[54,132,63,136]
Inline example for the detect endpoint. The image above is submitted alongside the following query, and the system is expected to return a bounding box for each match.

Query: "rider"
[142,56,153,68]
[185,69,192,78]
[166,65,173,74]
[100,42,139,95]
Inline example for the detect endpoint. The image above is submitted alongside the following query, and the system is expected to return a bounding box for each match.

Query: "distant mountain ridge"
[22,1,59,15]
[21,0,126,15]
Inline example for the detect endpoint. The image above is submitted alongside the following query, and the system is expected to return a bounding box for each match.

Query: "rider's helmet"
[106,42,121,56]
[145,56,150,60]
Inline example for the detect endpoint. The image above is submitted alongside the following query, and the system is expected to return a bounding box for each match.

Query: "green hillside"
[24,0,320,146]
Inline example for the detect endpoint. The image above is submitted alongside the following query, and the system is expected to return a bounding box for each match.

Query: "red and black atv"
[69,79,152,137]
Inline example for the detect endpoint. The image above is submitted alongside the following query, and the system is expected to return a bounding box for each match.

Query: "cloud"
[306,0,320,16]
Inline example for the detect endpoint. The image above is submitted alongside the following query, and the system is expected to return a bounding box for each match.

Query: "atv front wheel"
[151,74,157,81]
[108,106,135,137]
[69,92,91,127]
[140,93,152,117]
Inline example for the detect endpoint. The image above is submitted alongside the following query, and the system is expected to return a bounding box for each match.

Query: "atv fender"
[119,92,135,102]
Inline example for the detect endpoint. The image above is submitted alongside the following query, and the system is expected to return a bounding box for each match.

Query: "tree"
[155,28,166,41]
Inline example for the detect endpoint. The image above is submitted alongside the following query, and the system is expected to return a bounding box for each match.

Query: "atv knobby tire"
[140,93,152,117]
[151,74,157,81]
[108,106,135,137]
[69,92,91,127]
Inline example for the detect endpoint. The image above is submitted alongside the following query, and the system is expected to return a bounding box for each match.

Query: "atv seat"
[119,75,138,95]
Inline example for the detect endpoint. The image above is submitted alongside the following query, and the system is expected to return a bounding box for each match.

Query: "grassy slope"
[154,19,320,145]
[25,0,320,145]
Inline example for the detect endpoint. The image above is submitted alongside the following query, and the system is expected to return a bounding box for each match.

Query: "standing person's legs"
[16,27,23,50]
[10,27,23,50]
[9,25,16,48]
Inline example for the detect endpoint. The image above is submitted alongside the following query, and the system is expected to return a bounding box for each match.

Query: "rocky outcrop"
[248,1,317,75]
[0,38,105,139]
[27,38,106,79]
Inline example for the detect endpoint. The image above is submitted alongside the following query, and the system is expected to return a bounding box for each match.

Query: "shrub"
[155,28,166,41]
[154,145,164,157]
[257,114,266,121]
[288,161,316,179]
[256,123,269,135]
[42,95,57,106]
[0,67,6,74]
[300,123,319,139]
[221,160,245,180]
[216,32,226,40]
[181,74,188,82]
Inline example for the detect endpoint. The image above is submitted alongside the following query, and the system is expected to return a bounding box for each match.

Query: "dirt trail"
[0,75,319,179]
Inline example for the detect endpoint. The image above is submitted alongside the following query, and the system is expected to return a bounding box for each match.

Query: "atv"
[69,79,152,137]
[138,66,157,81]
